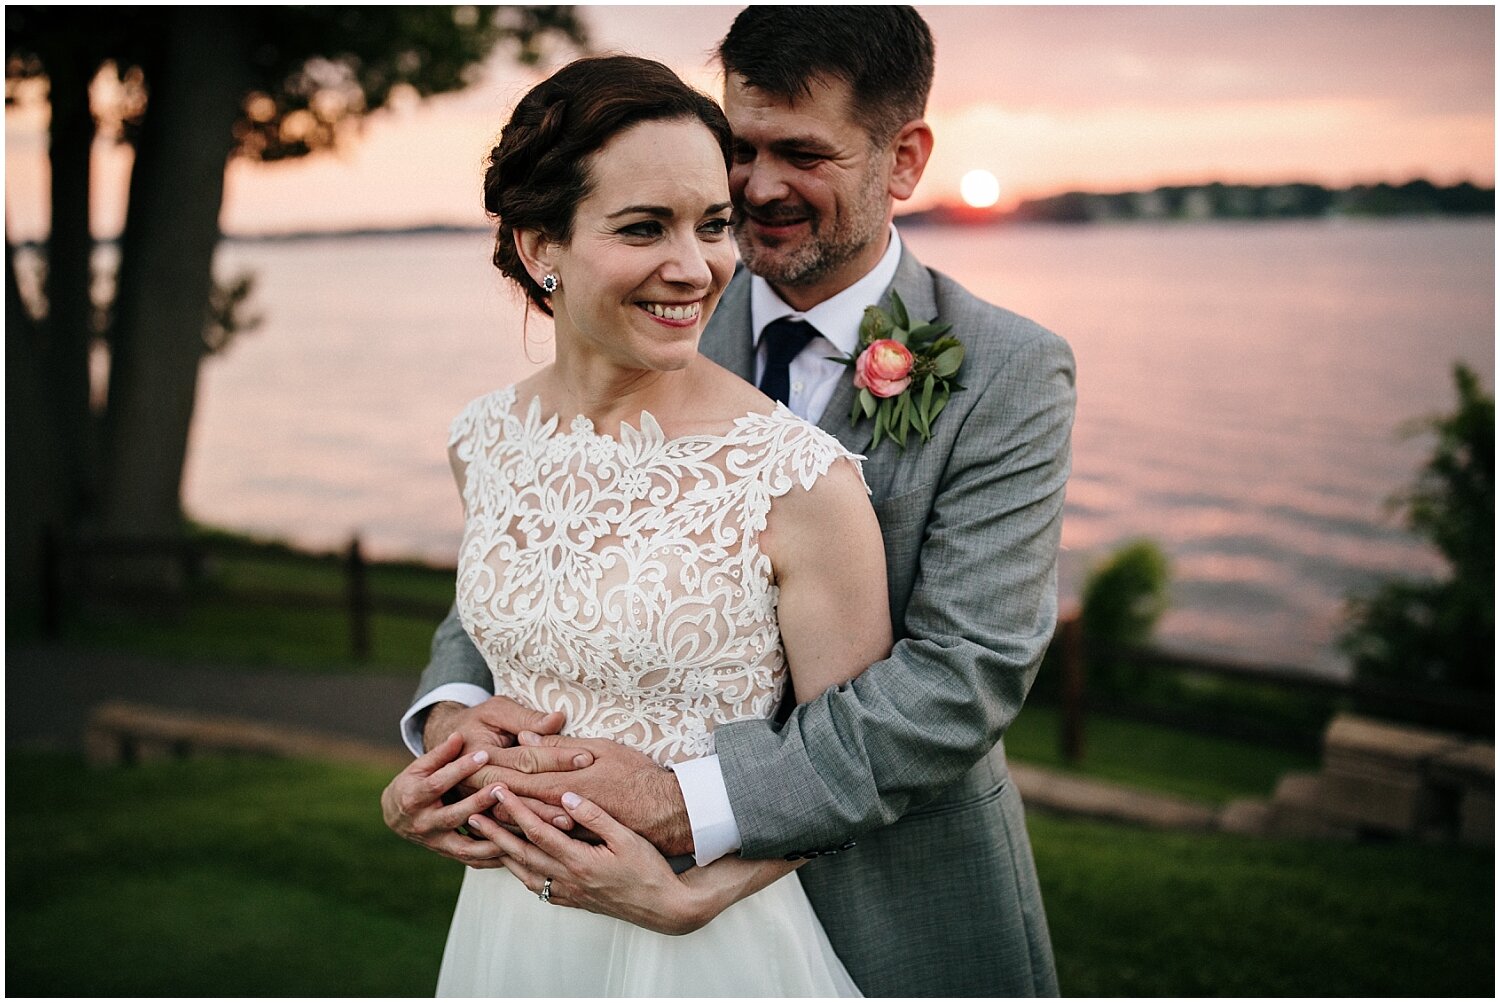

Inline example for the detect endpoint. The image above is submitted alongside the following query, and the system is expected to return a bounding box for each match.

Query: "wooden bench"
[85,701,409,770]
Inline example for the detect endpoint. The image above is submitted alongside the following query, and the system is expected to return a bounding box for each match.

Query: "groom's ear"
[887,120,934,202]
[514,228,558,286]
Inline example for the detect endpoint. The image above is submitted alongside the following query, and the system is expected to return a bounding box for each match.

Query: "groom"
[387,7,1072,996]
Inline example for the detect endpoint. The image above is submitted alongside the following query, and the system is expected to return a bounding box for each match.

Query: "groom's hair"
[717,5,934,145]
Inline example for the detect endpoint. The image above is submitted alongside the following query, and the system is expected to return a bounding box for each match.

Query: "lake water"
[195,219,1494,678]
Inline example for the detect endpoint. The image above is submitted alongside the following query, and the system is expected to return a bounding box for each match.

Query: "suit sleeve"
[714,328,1076,857]
[409,603,494,705]
[406,397,498,728]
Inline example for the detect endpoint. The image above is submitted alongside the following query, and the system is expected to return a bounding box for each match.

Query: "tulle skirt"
[435,865,862,997]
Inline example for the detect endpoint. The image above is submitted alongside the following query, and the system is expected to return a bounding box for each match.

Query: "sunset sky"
[4,5,1494,239]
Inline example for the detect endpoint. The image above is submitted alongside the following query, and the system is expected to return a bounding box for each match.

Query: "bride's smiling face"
[534,117,736,373]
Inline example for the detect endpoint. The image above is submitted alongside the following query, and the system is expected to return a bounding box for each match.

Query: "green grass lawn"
[7,752,1492,997]
[55,601,445,675]
[1006,703,1318,805]
[33,532,457,672]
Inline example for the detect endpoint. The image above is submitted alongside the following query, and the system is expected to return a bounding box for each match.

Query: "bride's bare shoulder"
[690,356,776,421]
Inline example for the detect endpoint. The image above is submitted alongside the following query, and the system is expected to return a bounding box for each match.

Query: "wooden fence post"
[1057,607,1086,765]
[346,535,371,662]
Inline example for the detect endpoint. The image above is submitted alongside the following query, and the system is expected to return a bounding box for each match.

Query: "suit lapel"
[709,249,939,489]
[816,245,938,466]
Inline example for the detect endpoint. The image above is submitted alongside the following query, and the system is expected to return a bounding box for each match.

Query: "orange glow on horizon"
[2,7,1493,239]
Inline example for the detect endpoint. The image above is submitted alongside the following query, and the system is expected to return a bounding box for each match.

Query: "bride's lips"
[638,300,704,328]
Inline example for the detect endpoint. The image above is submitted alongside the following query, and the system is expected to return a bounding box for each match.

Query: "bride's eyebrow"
[607,202,733,219]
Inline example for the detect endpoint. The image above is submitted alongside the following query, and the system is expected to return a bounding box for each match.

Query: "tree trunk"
[42,48,99,528]
[99,8,249,582]
[6,237,59,623]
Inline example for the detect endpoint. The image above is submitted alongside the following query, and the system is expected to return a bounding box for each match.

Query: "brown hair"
[483,55,732,315]
[717,6,934,146]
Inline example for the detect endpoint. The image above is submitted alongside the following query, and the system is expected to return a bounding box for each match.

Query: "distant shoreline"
[218,208,1495,245]
[18,181,1486,248]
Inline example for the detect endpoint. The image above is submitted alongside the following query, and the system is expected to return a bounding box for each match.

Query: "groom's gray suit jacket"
[414,243,1073,997]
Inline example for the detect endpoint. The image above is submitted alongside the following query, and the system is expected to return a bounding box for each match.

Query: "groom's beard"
[732,167,887,290]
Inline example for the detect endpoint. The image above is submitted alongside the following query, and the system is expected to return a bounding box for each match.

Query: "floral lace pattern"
[449,386,865,766]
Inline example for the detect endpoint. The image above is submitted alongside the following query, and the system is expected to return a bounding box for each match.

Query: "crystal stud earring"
[541,274,558,294]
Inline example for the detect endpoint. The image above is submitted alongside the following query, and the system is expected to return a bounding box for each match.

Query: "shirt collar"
[749,224,903,357]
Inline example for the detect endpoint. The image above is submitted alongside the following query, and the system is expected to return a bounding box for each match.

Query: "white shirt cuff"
[400,682,494,756]
[670,754,743,866]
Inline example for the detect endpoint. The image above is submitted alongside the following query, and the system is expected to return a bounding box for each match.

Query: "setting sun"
[959,169,1001,209]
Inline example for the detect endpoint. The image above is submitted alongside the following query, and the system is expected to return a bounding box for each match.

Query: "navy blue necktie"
[757,319,819,406]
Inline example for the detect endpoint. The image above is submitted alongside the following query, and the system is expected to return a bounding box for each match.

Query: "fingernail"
[519,731,539,746]
[573,753,592,768]
[553,815,570,828]
[562,792,582,809]
[490,786,504,801]
[471,750,489,764]
[468,815,482,828]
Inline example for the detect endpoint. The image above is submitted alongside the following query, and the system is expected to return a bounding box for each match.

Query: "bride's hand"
[464,786,708,936]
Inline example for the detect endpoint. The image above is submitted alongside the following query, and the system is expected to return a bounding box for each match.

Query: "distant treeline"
[206,179,1493,244]
[903,179,1495,226]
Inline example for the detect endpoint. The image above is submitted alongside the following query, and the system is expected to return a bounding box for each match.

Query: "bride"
[428,55,891,996]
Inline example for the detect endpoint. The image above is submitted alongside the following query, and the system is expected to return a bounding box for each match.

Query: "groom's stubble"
[732,156,889,293]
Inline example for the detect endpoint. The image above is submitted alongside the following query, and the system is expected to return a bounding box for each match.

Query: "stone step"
[1323,713,1466,771]
[1010,762,1219,832]
[1219,798,1272,836]
[1267,771,1359,841]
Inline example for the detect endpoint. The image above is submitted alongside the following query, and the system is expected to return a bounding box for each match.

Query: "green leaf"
[892,325,909,346]
[914,397,931,440]
[860,306,892,345]
[888,290,910,331]
[929,335,960,355]
[921,373,936,416]
[933,345,965,378]
[930,385,951,423]
[907,322,950,345]
[849,391,864,425]
[859,388,877,419]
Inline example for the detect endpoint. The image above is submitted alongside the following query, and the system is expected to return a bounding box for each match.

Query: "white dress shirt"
[402,226,904,866]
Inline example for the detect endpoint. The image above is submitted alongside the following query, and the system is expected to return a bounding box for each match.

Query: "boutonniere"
[830,291,966,450]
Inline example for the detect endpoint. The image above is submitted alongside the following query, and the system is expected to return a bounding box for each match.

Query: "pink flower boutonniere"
[832,291,965,450]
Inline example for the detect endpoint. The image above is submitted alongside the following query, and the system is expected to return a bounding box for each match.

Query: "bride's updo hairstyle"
[484,55,732,316]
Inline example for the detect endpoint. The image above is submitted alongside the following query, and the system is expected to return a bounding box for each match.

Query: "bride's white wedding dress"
[435,386,863,998]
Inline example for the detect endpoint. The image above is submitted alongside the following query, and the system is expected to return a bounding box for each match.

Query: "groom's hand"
[422,694,566,761]
[474,733,695,858]
[423,695,596,832]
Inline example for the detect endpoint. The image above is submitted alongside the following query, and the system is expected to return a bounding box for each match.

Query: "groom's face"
[723,73,893,310]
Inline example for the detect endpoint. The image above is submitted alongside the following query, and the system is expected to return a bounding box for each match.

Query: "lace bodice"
[449,386,865,766]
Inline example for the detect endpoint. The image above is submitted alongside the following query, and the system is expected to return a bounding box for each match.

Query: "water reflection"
[193,220,1494,677]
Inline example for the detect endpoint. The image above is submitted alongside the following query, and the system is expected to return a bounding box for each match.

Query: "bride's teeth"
[644,303,700,320]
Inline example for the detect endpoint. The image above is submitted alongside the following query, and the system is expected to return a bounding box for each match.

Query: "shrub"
[1080,538,1171,695]
[1341,363,1494,692]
